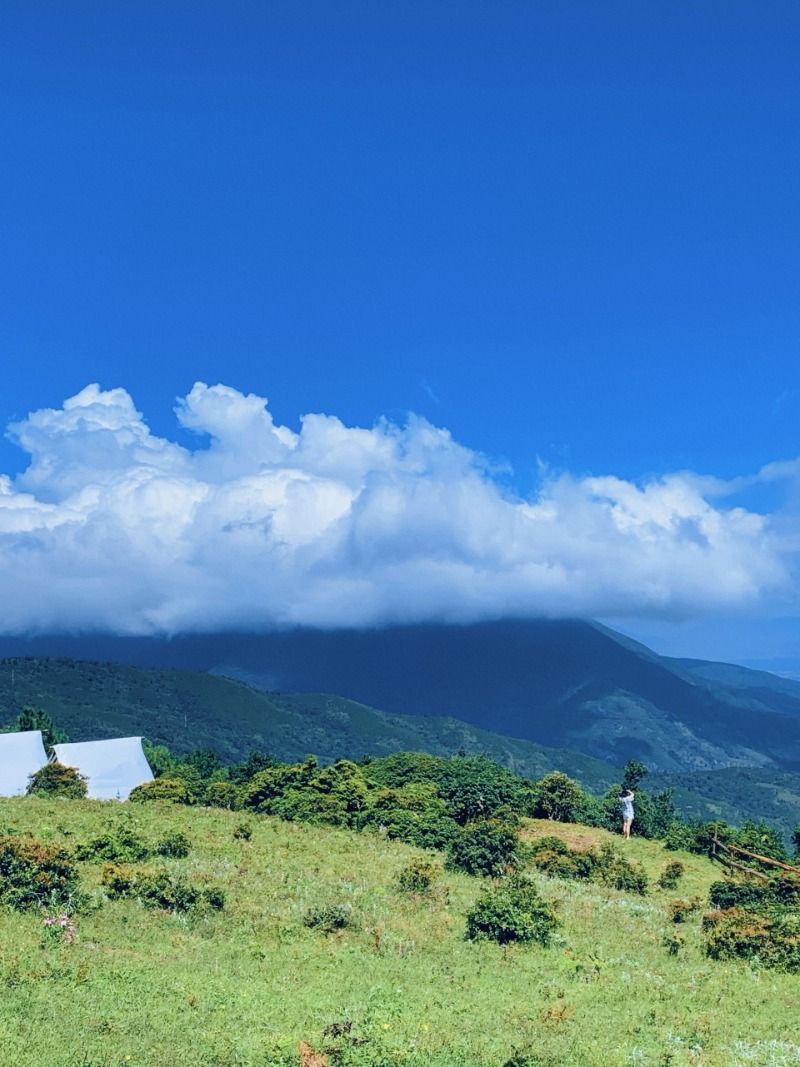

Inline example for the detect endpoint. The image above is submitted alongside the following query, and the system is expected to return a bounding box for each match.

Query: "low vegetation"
[1,786,799,1065]
[2,722,800,1065]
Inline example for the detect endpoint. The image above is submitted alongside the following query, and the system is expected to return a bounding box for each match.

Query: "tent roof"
[52,736,154,801]
[0,730,48,797]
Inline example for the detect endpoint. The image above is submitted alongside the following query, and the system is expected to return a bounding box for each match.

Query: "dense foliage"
[26,761,87,799]
[0,834,80,911]
[465,877,558,945]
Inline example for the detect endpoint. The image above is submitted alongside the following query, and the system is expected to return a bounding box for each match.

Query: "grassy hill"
[0,657,618,792]
[1,797,798,1067]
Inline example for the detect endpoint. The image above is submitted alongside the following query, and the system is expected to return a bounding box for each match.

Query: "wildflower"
[42,914,77,944]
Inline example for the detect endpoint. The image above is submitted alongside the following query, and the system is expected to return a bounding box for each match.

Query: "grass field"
[1,798,799,1067]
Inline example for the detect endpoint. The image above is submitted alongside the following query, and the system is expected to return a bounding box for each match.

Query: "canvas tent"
[52,737,154,800]
[0,730,49,796]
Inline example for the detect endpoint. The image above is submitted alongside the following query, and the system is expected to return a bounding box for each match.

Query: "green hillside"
[652,765,800,837]
[0,657,617,792]
[1,797,798,1067]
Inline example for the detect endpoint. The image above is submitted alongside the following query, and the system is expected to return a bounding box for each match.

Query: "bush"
[709,877,800,911]
[26,762,87,799]
[446,820,519,878]
[396,858,442,894]
[703,907,800,971]
[657,860,685,890]
[102,864,224,913]
[465,877,558,945]
[155,831,191,858]
[662,930,684,956]
[0,834,81,911]
[129,778,193,804]
[377,809,460,851]
[75,827,150,863]
[533,772,585,823]
[663,821,701,852]
[303,903,356,934]
[667,897,703,923]
[233,821,253,841]
[100,863,138,898]
[595,843,648,895]
[527,836,597,881]
[202,781,240,809]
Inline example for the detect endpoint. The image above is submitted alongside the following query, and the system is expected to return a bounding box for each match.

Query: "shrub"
[709,877,800,911]
[233,821,253,841]
[202,781,240,810]
[396,858,442,894]
[667,897,703,923]
[532,772,585,823]
[0,834,80,911]
[129,778,193,804]
[662,930,684,956]
[155,831,191,858]
[465,877,558,945]
[657,860,685,890]
[446,820,519,878]
[377,809,460,851]
[527,837,597,881]
[240,761,316,813]
[102,864,224,913]
[703,907,800,971]
[100,863,138,898]
[26,762,87,799]
[734,821,789,864]
[75,826,150,863]
[303,903,356,934]
[663,821,701,853]
[595,843,648,895]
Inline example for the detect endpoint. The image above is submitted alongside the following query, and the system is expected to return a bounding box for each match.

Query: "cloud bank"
[0,382,794,634]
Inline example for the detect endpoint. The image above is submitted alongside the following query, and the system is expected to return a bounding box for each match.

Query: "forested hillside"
[0,657,615,791]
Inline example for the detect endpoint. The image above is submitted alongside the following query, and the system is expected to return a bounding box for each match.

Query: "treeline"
[9,705,799,864]
[132,742,800,866]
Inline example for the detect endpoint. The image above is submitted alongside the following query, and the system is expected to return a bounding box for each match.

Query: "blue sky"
[2,3,800,666]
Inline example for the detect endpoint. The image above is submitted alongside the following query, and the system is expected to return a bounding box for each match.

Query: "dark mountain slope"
[2,621,800,770]
[0,657,617,790]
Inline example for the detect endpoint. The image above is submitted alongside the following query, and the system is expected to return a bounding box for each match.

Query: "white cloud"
[0,382,794,634]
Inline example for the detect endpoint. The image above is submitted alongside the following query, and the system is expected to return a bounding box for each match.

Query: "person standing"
[620,789,635,839]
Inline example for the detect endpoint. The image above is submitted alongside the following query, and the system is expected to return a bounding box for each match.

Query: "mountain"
[0,656,617,791]
[2,619,800,772]
[671,657,800,716]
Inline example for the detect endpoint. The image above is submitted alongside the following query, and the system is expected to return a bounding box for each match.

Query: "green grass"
[2,799,800,1066]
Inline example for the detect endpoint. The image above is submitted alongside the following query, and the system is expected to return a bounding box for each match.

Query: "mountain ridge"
[2,619,800,772]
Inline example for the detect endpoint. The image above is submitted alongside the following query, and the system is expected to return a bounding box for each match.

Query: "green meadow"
[1,798,799,1067]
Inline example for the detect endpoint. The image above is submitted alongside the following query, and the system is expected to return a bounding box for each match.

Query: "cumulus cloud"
[0,382,794,634]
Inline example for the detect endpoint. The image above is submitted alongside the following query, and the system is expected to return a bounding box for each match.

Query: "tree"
[229,750,280,783]
[26,761,87,799]
[793,825,800,860]
[13,707,68,753]
[533,772,585,822]
[621,759,648,792]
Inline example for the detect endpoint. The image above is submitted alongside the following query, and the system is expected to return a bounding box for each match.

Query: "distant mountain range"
[3,619,800,834]
[2,619,799,772]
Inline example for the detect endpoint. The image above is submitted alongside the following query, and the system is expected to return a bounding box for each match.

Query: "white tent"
[0,730,49,797]
[52,737,154,801]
